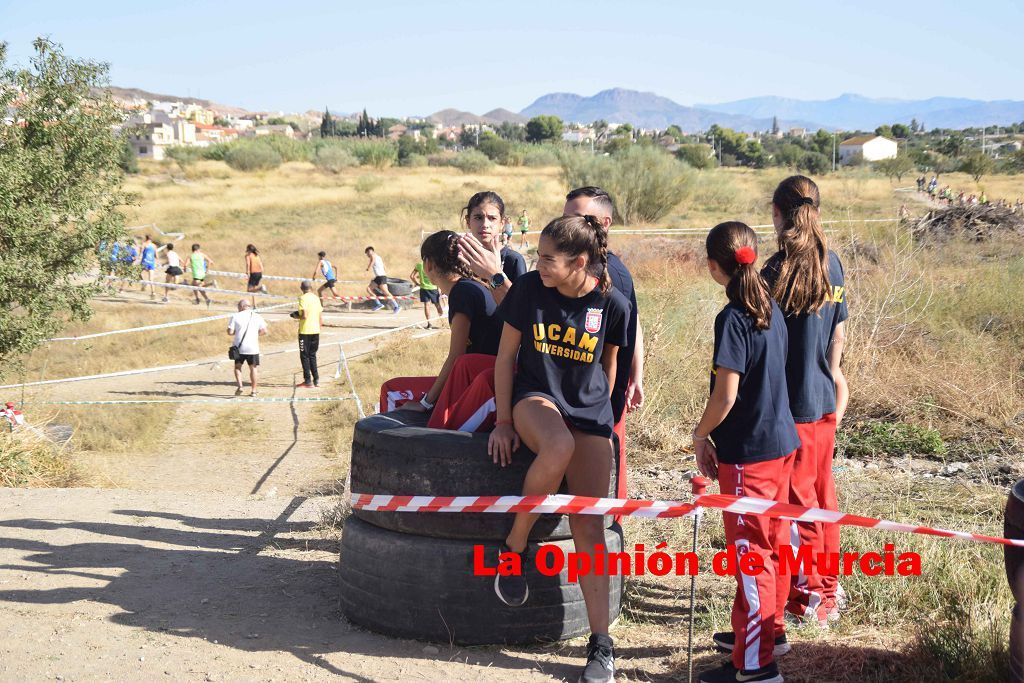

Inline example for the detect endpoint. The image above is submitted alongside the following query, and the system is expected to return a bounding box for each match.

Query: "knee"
[538,434,574,467]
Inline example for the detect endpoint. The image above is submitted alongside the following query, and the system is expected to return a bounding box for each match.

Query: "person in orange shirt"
[245,244,268,293]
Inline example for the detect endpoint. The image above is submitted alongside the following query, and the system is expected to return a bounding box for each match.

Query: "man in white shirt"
[365,245,400,313]
[227,299,268,397]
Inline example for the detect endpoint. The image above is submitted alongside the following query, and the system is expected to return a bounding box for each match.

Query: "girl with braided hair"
[488,214,629,683]
[378,230,503,421]
[695,221,798,683]
[761,175,849,627]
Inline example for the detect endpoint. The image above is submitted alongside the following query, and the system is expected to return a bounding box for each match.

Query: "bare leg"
[378,283,399,310]
[233,363,243,390]
[505,397,576,553]
[564,429,615,635]
[250,364,259,393]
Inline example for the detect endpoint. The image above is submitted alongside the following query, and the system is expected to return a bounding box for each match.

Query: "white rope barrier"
[207,269,362,285]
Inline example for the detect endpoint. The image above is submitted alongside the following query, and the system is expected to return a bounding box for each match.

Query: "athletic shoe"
[578,633,615,683]
[785,599,829,627]
[391,306,400,314]
[834,584,848,610]
[260,285,268,294]
[295,382,313,389]
[313,383,320,388]
[234,387,244,397]
[250,391,258,398]
[424,323,433,329]
[493,544,529,607]
[699,661,782,683]
[371,303,385,312]
[713,631,791,657]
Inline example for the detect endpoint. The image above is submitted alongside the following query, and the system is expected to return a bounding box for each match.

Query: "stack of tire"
[339,410,624,645]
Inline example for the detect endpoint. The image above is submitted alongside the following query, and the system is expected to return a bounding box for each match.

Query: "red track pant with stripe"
[718,452,795,671]
[377,355,497,432]
[788,413,840,616]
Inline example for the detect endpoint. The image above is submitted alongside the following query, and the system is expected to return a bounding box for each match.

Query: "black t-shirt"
[606,252,638,422]
[761,250,849,423]
[448,279,501,356]
[501,247,527,283]
[502,271,630,437]
[710,301,800,464]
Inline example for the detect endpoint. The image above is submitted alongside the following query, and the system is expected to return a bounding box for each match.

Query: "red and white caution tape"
[350,492,1024,549]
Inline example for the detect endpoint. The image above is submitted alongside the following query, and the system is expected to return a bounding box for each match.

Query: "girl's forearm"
[494,355,514,422]
[695,394,734,438]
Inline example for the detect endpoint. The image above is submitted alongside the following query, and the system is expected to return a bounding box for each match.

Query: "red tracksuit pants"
[378,354,497,431]
[718,452,795,671]
[787,413,840,616]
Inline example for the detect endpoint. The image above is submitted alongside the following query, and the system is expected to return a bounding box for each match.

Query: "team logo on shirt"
[584,308,603,334]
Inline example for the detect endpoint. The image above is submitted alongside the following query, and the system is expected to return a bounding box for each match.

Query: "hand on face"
[457,233,501,280]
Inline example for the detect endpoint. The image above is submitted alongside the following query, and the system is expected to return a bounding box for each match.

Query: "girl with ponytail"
[762,175,849,628]
[377,230,503,426]
[694,221,799,683]
[488,214,629,683]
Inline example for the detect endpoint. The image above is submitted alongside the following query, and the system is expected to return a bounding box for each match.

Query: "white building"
[838,135,898,164]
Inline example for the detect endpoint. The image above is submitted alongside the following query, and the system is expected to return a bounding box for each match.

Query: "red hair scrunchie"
[734,246,756,265]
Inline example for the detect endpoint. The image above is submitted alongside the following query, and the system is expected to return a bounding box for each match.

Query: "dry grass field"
[8,158,1024,680]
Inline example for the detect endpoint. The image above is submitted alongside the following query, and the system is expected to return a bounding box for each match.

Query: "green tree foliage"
[560,146,698,224]
[495,121,525,142]
[320,107,335,138]
[0,38,129,367]
[477,131,511,162]
[939,132,967,158]
[675,144,715,170]
[526,115,563,143]
[604,137,632,155]
[799,151,831,175]
[664,124,685,142]
[165,145,203,171]
[875,124,893,139]
[118,136,139,174]
[910,118,920,133]
[224,140,282,171]
[447,149,493,174]
[313,144,359,173]
[891,123,911,139]
[396,134,438,162]
[874,155,916,181]
[959,152,994,182]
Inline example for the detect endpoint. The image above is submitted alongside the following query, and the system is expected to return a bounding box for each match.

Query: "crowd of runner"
[917,175,1024,211]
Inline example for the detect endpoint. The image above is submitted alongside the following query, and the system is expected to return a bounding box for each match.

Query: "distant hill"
[697,93,1024,130]
[106,86,250,116]
[427,107,528,127]
[519,88,823,133]
[482,108,528,124]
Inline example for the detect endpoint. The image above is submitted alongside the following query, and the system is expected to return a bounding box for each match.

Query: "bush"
[477,133,511,162]
[347,139,398,169]
[560,146,695,224]
[202,143,230,161]
[354,175,383,193]
[448,149,494,174]
[118,137,138,174]
[250,134,310,163]
[224,141,282,172]
[313,145,359,173]
[522,146,559,167]
[838,420,947,459]
[165,145,204,170]
[400,153,427,168]
[676,143,715,170]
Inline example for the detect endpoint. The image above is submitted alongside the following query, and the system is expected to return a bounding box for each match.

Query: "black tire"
[339,516,624,645]
[350,411,618,541]
[385,277,414,297]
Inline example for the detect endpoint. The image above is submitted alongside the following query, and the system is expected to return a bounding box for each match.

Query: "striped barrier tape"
[207,269,362,285]
[24,396,355,406]
[349,491,1024,549]
[0,313,448,389]
[45,302,295,342]
[108,277,420,303]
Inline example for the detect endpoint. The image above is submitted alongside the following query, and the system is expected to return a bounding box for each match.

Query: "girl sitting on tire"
[383,231,502,430]
[488,214,630,683]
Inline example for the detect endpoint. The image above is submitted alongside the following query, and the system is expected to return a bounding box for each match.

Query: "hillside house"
[194,123,239,146]
[839,135,898,164]
[128,115,196,159]
[253,124,294,138]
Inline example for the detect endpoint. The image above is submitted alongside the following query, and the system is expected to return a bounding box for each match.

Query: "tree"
[357,108,376,137]
[939,132,967,158]
[910,118,920,134]
[875,124,893,139]
[0,38,128,368]
[798,151,831,175]
[874,155,915,181]
[477,131,511,162]
[320,107,335,138]
[891,123,911,139]
[118,136,138,174]
[675,143,715,170]
[526,115,563,143]
[959,152,994,182]
[771,116,780,136]
[664,124,684,142]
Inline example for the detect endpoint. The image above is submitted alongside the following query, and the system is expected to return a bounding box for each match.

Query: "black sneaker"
[699,661,782,683]
[712,631,790,657]
[493,544,528,607]
[579,633,615,683]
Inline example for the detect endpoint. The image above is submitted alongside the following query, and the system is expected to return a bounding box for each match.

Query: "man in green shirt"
[410,261,443,329]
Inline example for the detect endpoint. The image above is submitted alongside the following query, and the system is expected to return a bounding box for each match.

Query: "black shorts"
[235,353,259,367]
[165,266,183,276]
[248,272,262,287]
[372,275,388,286]
[419,288,440,304]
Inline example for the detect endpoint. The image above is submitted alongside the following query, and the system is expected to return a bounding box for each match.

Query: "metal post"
[688,475,711,683]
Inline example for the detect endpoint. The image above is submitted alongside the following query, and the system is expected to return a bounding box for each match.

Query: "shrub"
[522,146,559,168]
[165,145,204,170]
[448,149,493,174]
[313,145,359,173]
[354,175,383,193]
[477,133,511,162]
[202,143,230,161]
[224,141,282,172]
[401,153,427,168]
[676,143,715,170]
[560,146,696,224]
[838,420,947,459]
[348,139,398,169]
[250,134,310,162]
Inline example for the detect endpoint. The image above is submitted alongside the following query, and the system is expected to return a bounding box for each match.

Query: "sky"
[1,0,1021,116]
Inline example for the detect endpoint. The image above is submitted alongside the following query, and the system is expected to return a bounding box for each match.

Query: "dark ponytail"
[541,215,612,294]
[706,221,773,330]
[770,175,831,315]
[421,230,473,280]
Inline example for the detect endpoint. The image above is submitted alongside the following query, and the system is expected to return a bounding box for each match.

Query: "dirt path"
[2,296,600,682]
